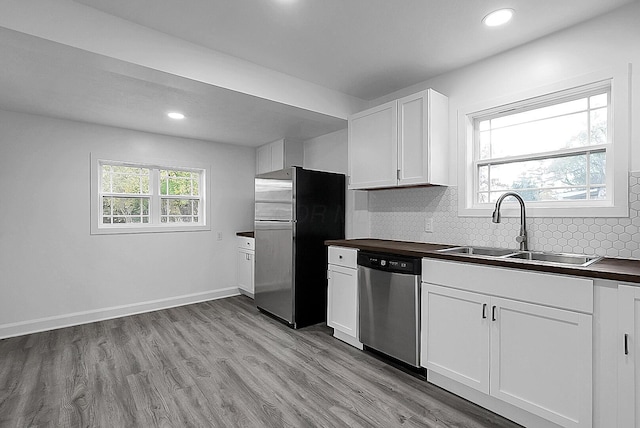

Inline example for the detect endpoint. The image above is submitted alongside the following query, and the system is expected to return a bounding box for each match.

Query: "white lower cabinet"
[327,246,362,349]
[618,284,640,427]
[489,296,592,428]
[423,286,490,392]
[422,259,593,428]
[236,237,255,297]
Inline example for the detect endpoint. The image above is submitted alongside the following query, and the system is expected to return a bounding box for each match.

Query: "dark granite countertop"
[325,238,640,284]
[236,231,254,238]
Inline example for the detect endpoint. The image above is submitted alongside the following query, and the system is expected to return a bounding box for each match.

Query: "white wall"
[0,109,256,338]
[373,2,640,179]
[303,129,369,239]
[362,2,640,257]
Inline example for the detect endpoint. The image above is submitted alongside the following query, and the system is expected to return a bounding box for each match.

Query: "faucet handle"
[515,235,526,243]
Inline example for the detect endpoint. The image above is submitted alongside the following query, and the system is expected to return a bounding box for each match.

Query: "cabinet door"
[490,297,592,428]
[348,100,398,189]
[237,249,254,294]
[422,284,490,393]
[256,144,271,175]
[619,285,640,428]
[327,264,358,337]
[398,91,429,186]
[270,139,285,171]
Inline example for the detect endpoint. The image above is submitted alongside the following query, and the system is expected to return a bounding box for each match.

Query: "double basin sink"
[438,246,601,267]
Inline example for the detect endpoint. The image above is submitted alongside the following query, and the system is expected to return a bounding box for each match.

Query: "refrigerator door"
[255,171,293,221]
[254,220,294,324]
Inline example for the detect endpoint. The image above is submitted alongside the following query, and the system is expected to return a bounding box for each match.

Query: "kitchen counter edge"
[325,238,640,284]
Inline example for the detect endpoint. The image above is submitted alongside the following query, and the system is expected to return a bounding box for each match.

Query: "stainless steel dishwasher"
[358,251,421,368]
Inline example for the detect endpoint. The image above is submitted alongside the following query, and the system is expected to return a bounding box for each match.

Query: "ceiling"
[0,0,636,146]
[0,28,346,146]
[73,0,636,100]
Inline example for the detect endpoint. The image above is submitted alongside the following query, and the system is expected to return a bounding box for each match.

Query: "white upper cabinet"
[348,89,448,190]
[348,101,398,189]
[256,138,303,175]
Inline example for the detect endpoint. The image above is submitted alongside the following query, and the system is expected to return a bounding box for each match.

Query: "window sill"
[91,224,211,235]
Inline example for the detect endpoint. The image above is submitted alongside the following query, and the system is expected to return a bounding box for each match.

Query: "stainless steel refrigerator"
[254,167,345,329]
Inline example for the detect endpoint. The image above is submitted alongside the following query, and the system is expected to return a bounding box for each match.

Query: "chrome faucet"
[492,191,528,251]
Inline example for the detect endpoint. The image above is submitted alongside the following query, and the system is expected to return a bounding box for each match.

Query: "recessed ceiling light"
[167,112,185,120]
[483,9,514,27]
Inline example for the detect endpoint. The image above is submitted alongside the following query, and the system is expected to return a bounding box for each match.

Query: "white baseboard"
[0,287,241,340]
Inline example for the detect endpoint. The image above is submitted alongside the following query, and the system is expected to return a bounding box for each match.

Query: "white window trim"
[458,64,630,218]
[90,153,211,234]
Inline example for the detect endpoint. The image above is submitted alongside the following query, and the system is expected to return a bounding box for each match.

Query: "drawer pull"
[339,255,343,259]
[625,333,629,355]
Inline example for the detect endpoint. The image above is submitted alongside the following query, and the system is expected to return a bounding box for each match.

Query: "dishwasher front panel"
[358,266,420,367]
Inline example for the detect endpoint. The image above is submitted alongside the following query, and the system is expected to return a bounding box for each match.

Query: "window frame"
[91,154,211,234]
[458,65,630,218]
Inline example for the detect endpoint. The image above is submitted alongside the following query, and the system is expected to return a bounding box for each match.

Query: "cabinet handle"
[397,169,401,180]
[492,306,497,321]
[339,255,343,259]
[624,334,629,355]
[482,303,487,319]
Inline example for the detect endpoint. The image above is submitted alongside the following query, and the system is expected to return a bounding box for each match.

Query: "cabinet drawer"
[422,258,593,314]
[328,246,358,269]
[237,236,255,251]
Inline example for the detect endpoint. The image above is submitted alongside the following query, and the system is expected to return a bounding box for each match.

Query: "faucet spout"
[492,192,528,251]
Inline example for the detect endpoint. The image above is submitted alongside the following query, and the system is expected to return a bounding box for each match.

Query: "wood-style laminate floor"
[0,296,521,427]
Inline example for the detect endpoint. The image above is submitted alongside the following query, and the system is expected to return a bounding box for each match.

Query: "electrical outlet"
[425,217,434,233]
[217,231,223,241]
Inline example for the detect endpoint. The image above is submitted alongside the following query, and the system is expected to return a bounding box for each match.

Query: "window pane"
[160,170,198,196]
[102,197,150,224]
[101,164,150,194]
[590,107,607,144]
[160,199,199,223]
[478,165,489,191]
[488,187,593,202]
[479,131,491,160]
[591,186,606,200]
[589,152,606,185]
[491,98,587,129]
[491,154,587,189]
[590,93,607,108]
[489,112,588,159]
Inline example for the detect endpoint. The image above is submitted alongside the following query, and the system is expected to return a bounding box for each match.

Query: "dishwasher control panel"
[357,252,421,275]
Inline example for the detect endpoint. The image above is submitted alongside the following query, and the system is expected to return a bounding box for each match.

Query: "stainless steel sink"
[438,246,518,257]
[437,246,601,267]
[505,251,601,267]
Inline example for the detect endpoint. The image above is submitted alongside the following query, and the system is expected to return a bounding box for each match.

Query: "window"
[91,156,209,234]
[458,66,630,218]
[475,87,609,204]
[159,169,201,223]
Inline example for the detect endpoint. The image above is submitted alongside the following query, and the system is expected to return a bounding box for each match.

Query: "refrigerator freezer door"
[254,220,294,324]
[255,175,293,222]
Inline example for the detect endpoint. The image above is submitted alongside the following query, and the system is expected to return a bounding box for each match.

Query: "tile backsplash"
[369,172,640,259]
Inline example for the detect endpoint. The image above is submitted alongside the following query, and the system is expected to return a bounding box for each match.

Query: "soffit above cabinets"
[0,27,347,147]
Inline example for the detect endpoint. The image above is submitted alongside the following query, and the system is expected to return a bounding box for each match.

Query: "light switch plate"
[425,217,434,233]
